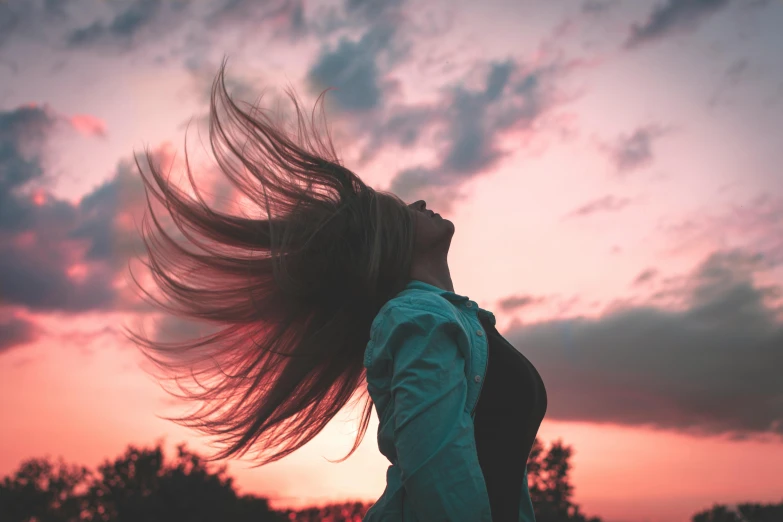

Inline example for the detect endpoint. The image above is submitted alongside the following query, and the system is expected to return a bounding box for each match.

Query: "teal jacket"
[362,280,536,522]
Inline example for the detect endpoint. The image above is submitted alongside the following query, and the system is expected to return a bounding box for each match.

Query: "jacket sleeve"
[376,302,492,522]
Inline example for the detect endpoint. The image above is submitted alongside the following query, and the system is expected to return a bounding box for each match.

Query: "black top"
[473,315,548,522]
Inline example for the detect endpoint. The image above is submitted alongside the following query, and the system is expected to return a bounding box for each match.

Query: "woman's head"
[406,199,455,259]
[124,58,424,467]
[400,199,456,291]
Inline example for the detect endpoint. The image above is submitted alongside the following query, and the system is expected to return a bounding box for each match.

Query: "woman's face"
[405,199,455,254]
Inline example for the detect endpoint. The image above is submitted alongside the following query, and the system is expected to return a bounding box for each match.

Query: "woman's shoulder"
[365,291,468,370]
[369,292,464,348]
[375,290,457,325]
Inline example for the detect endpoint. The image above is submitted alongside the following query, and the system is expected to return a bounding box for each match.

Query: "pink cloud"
[31,189,47,206]
[68,114,107,137]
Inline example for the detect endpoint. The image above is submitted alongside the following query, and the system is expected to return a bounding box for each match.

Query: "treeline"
[0,438,779,522]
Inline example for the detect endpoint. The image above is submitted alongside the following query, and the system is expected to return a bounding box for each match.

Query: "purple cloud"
[67,0,190,50]
[625,0,732,49]
[602,125,668,173]
[0,313,38,354]
[497,294,548,312]
[206,0,307,42]
[632,268,659,286]
[564,195,633,219]
[383,57,578,210]
[502,248,783,440]
[0,104,152,313]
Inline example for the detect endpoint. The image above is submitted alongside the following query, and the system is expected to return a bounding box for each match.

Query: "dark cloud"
[301,0,408,38]
[0,0,71,48]
[206,0,308,42]
[0,106,112,231]
[0,313,39,354]
[0,234,117,312]
[503,248,783,440]
[67,21,105,46]
[723,57,750,82]
[68,159,150,267]
[498,294,548,312]
[354,104,439,165]
[564,195,632,219]
[182,0,409,117]
[308,38,384,111]
[484,62,514,102]
[306,20,404,112]
[384,58,575,209]
[302,0,412,111]
[3,0,407,54]
[67,0,189,50]
[603,125,668,173]
[632,268,658,286]
[581,0,620,14]
[0,105,56,209]
[187,0,408,56]
[708,57,751,107]
[625,0,732,49]
[43,0,70,16]
[345,0,405,20]
[3,0,311,53]
[0,104,152,313]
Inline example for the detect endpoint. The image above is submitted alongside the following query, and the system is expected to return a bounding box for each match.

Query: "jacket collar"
[406,280,496,326]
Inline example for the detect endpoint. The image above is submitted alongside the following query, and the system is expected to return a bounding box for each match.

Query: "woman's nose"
[407,200,427,213]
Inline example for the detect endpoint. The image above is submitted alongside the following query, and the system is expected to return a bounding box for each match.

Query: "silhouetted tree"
[693,504,743,522]
[737,501,783,522]
[9,436,778,522]
[0,457,93,522]
[277,500,371,521]
[527,437,602,522]
[0,441,282,522]
[692,500,783,522]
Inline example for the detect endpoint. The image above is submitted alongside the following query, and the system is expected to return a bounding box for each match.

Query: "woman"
[125,59,547,522]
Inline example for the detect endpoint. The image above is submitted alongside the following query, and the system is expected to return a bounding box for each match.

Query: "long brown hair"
[123,57,416,467]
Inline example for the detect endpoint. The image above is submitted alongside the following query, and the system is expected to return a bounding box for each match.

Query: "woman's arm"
[374,302,492,522]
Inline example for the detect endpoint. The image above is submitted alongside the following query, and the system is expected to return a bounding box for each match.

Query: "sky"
[1,0,782,521]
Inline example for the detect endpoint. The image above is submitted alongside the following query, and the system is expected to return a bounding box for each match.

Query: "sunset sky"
[1,1,782,521]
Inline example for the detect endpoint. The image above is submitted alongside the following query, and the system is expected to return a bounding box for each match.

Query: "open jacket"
[362,280,536,522]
